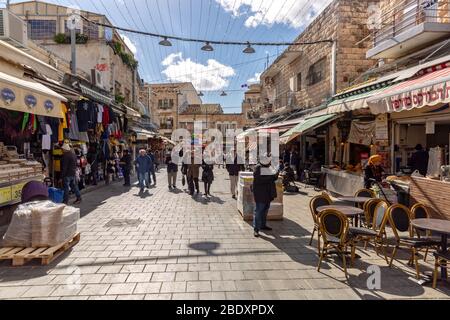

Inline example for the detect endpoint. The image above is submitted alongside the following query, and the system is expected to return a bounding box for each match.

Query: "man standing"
[165,155,178,189]
[187,152,200,196]
[290,146,300,180]
[226,150,244,199]
[282,147,291,167]
[61,143,82,205]
[120,149,132,187]
[410,144,429,176]
[135,149,152,192]
[252,154,279,237]
[147,149,157,186]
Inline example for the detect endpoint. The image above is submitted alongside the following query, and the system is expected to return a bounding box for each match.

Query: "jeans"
[253,202,271,231]
[138,172,148,190]
[63,176,81,203]
[148,170,156,185]
[188,177,199,194]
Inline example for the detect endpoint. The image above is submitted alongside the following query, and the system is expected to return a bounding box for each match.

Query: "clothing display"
[102,105,110,126]
[348,121,376,146]
[68,111,81,141]
[42,124,52,151]
[96,104,103,123]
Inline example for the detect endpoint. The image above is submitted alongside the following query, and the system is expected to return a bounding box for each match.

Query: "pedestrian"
[86,144,98,186]
[134,149,152,192]
[61,143,82,205]
[290,146,300,180]
[410,144,429,176]
[120,149,132,187]
[226,150,245,199]
[154,150,160,172]
[202,161,214,197]
[187,152,200,196]
[252,154,279,237]
[147,149,157,186]
[166,155,178,189]
[364,154,384,189]
[283,147,291,166]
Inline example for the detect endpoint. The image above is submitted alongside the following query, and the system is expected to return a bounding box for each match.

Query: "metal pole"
[71,25,76,75]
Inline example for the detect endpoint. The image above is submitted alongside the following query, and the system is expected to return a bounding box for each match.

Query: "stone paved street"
[0,168,449,300]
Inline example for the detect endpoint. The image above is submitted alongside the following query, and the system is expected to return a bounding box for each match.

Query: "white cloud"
[247,72,261,84]
[216,0,333,29]
[161,52,235,91]
[120,34,137,55]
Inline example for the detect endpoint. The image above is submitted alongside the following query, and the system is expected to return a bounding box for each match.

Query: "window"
[169,99,174,108]
[307,58,326,86]
[28,20,56,40]
[163,99,169,109]
[296,73,302,91]
[83,20,99,39]
[158,99,163,109]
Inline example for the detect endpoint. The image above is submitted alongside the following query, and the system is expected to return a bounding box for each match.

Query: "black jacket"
[61,151,77,178]
[410,150,429,176]
[252,164,279,204]
[226,156,245,176]
[166,160,178,173]
[120,154,132,171]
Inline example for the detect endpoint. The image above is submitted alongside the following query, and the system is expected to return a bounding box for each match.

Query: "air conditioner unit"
[0,9,28,49]
[91,68,104,89]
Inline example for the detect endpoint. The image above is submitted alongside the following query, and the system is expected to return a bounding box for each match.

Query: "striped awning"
[368,66,450,114]
[80,85,113,105]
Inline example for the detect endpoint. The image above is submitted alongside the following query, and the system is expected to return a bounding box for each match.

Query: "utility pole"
[6,0,10,9]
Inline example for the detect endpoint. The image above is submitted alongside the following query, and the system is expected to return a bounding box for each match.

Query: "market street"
[0,168,449,300]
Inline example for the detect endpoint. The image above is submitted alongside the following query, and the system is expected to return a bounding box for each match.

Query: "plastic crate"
[48,187,64,204]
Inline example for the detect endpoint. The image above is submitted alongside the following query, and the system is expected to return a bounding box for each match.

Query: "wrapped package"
[31,204,65,247]
[2,201,60,247]
[61,206,80,243]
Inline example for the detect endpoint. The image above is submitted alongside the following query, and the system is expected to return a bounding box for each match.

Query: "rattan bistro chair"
[355,189,376,198]
[410,203,438,262]
[350,200,390,264]
[387,204,441,279]
[361,198,384,228]
[317,209,356,279]
[433,251,450,288]
[309,194,332,254]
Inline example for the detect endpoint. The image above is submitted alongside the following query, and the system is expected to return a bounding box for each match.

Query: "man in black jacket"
[252,154,279,237]
[226,150,245,199]
[61,143,81,204]
[120,149,132,187]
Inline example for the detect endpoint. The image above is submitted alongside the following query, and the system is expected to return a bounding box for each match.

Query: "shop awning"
[123,104,141,118]
[0,71,66,118]
[325,87,391,114]
[368,66,450,114]
[130,126,156,140]
[280,114,338,144]
[80,84,113,105]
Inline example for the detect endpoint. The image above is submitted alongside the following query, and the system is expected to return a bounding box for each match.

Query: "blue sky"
[7,0,332,113]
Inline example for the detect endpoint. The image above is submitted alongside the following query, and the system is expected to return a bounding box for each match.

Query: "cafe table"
[336,196,373,204]
[411,219,450,281]
[317,205,364,227]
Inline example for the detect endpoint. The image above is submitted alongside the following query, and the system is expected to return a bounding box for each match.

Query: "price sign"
[11,182,26,202]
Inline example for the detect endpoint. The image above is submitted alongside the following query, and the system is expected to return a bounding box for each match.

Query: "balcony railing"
[373,0,450,47]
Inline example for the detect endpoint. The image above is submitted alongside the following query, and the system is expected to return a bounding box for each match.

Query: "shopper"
[61,143,82,205]
[290,146,300,179]
[252,154,279,237]
[120,149,132,187]
[187,152,200,196]
[202,161,214,197]
[166,155,178,189]
[87,145,98,186]
[410,144,429,176]
[147,149,157,186]
[226,150,245,199]
[364,155,384,189]
[283,147,291,166]
[135,149,152,192]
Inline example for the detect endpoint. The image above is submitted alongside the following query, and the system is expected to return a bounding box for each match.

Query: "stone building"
[260,0,381,118]
[145,82,202,139]
[9,0,140,111]
[241,83,264,129]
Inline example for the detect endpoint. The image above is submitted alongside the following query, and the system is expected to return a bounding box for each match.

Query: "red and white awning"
[368,65,450,114]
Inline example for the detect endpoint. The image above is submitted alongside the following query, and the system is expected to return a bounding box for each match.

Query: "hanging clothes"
[102,105,110,126]
[97,103,104,123]
[76,100,94,132]
[42,124,52,151]
[68,110,82,141]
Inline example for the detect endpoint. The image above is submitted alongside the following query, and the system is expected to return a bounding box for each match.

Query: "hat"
[62,143,71,151]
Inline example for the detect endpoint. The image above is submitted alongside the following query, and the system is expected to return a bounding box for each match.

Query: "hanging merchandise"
[68,110,81,141]
[97,103,103,123]
[427,147,443,179]
[347,121,376,146]
[42,124,52,151]
[76,100,95,132]
[102,105,110,126]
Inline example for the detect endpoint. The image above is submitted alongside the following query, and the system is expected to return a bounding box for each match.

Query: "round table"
[317,205,364,227]
[336,196,373,204]
[411,219,450,281]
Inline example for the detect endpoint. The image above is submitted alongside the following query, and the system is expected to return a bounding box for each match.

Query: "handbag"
[182,175,186,186]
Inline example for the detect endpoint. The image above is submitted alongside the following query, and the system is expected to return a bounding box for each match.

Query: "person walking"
[282,147,291,166]
[202,161,214,197]
[187,152,200,196]
[147,149,157,186]
[252,154,279,237]
[134,149,152,192]
[290,146,300,180]
[226,150,244,199]
[166,155,178,189]
[61,143,82,205]
[86,144,98,186]
[120,149,132,187]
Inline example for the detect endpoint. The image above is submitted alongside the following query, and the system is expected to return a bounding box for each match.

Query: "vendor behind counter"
[409,144,429,176]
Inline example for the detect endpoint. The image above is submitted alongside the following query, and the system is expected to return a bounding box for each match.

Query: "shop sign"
[388,81,450,113]
[0,186,12,204]
[375,114,389,141]
[1,88,16,105]
[44,100,54,112]
[11,182,26,202]
[24,94,37,108]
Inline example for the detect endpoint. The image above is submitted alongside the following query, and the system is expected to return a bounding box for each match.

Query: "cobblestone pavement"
[0,168,449,300]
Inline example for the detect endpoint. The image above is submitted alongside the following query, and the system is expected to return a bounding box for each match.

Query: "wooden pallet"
[0,233,80,266]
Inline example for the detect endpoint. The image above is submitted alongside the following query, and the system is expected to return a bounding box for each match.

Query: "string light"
[159,37,172,46]
[201,42,214,52]
[243,42,256,54]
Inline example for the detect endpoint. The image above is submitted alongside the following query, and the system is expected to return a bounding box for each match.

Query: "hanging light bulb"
[159,37,172,47]
[201,41,214,52]
[220,91,227,97]
[198,91,204,97]
[243,42,255,54]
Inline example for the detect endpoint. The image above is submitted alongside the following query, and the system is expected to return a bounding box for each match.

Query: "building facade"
[241,84,264,128]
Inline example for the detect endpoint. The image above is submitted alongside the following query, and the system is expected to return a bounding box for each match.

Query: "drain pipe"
[330,40,337,96]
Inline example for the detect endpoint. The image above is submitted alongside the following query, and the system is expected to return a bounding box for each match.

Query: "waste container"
[236,172,283,221]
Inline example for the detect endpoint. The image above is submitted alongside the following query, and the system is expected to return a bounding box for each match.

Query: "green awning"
[280,114,338,144]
